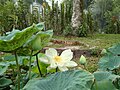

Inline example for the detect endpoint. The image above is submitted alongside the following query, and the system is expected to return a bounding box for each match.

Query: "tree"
[71,0,83,36]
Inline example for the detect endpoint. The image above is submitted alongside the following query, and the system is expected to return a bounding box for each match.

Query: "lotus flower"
[40,48,77,71]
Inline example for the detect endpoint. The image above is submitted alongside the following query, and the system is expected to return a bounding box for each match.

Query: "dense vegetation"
[0,0,120,36]
[0,0,120,90]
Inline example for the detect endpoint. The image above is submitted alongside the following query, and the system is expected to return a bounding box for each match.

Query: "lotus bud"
[101,49,107,55]
[79,55,86,65]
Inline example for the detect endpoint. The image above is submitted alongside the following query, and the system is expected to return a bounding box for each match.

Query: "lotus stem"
[83,64,87,70]
[15,51,20,90]
[36,54,42,77]
[90,79,95,89]
[29,50,33,80]
[56,67,58,72]
[94,80,98,90]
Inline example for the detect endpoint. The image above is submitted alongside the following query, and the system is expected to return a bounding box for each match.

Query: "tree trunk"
[71,0,83,36]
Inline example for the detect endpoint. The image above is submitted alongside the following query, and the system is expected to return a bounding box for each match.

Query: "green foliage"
[89,0,113,32]
[104,0,120,34]
[91,42,120,90]
[99,54,120,71]
[32,60,48,75]
[0,66,8,75]
[24,30,53,51]
[0,23,53,89]
[94,71,119,81]
[0,1,15,35]
[23,70,94,90]
[92,80,118,90]
[89,0,120,34]
[43,0,73,35]
[0,77,12,88]
[0,0,120,90]
[0,63,12,89]
[98,43,120,71]
[108,43,120,55]
[63,24,72,36]
[0,24,39,52]
[32,53,48,75]
[92,71,120,90]
[1,31,120,90]
[78,23,88,37]
[73,10,94,37]
[0,0,43,35]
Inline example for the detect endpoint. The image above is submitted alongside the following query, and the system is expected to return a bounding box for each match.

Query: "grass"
[53,34,120,50]
[75,56,99,73]
[53,34,120,72]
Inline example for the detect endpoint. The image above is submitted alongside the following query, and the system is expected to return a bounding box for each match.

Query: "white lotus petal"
[65,61,77,67]
[49,61,57,69]
[45,48,57,57]
[60,49,73,61]
[47,64,57,71]
[43,48,76,71]
[39,56,50,64]
[47,62,57,70]
[47,66,56,71]
[58,66,68,71]
[57,62,64,67]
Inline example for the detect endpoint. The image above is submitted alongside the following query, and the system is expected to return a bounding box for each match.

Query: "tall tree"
[71,0,83,36]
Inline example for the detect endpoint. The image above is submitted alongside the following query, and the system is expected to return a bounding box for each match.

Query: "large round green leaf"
[98,54,120,70]
[0,24,39,52]
[94,71,120,81]
[92,80,118,90]
[36,22,45,31]
[0,66,8,75]
[23,70,94,90]
[108,43,120,55]
[24,30,53,51]
[0,77,12,87]
[98,43,120,70]
[92,71,119,90]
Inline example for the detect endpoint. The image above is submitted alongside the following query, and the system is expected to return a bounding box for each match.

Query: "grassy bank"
[53,34,120,49]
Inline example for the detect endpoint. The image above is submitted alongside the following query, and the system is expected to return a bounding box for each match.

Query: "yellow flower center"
[54,56,62,63]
